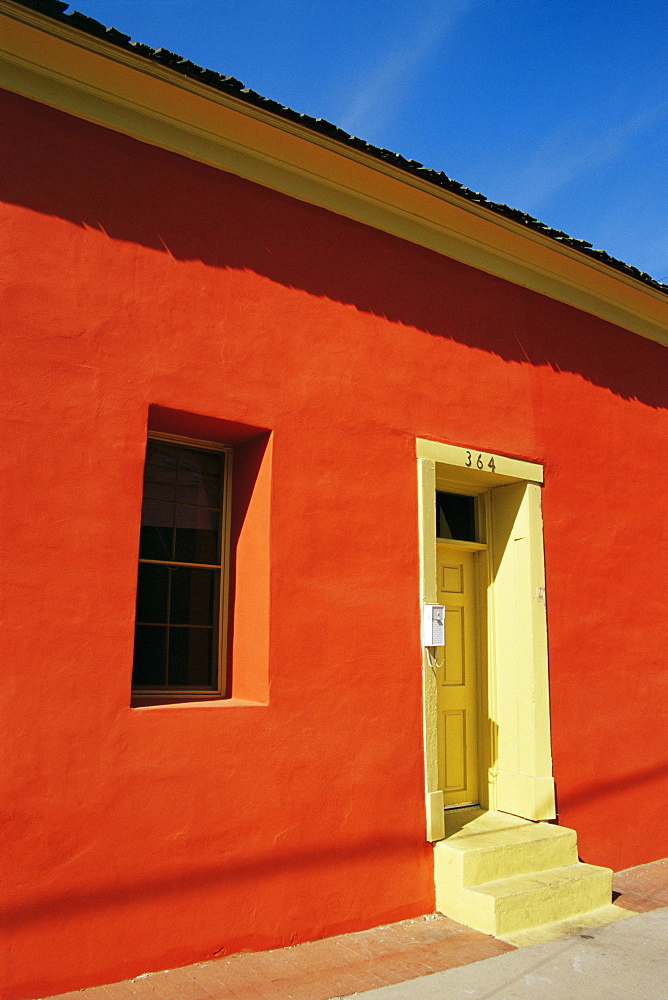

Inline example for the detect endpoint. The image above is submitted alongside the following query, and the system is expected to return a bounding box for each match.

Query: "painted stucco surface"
[1,89,667,1000]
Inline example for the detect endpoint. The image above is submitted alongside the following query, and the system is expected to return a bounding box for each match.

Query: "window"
[132,434,231,694]
[435,491,476,542]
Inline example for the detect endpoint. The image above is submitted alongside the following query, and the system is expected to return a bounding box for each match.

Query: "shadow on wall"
[6,763,667,932]
[555,760,668,813]
[3,831,431,932]
[1,89,667,410]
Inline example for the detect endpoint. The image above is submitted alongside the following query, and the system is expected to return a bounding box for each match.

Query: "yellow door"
[436,543,479,807]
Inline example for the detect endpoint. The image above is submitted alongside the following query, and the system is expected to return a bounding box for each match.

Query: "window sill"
[130,694,267,710]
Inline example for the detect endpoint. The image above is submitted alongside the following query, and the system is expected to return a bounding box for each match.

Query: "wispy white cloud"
[337,0,475,140]
[499,100,668,213]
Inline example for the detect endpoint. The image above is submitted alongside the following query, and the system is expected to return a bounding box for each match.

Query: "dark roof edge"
[10,0,668,298]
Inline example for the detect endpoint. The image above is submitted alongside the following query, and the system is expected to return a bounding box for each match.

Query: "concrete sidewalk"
[338,905,668,1000]
[43,858,668,1000]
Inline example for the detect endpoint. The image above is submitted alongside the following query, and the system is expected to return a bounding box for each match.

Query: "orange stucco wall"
[1,88,667,1000]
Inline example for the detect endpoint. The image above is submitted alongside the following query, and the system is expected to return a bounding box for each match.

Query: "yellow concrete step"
[437,861,613,937]
[435,810,578,888]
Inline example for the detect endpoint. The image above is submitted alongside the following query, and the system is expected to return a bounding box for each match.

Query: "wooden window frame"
[131,430,233,700]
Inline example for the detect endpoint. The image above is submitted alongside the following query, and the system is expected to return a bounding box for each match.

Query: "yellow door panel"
[441,563,464,593]
[436,543,479,808]
[443,606,465,686]
[442,711,467,792]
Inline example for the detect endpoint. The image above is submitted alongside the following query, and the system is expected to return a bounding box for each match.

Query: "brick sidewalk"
[44,858,668,1000]
[612,856,668,913]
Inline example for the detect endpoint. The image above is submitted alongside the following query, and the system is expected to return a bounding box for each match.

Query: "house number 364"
[465,451,496,472]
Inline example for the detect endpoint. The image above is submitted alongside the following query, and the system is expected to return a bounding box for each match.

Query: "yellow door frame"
[417,439,556,842]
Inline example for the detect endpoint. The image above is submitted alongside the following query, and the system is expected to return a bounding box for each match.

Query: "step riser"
[437,868,613,936]
[437,891,495,935]
[435,832,578,887]
[493,870,613,935]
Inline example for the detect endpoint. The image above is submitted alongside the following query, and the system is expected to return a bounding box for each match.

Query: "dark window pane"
[135,563,170,624]
[176,448,223,507]
[133,625,167,686]
[169,567,217,626]
[143,440,178,502]
[139,499,174,560]
[174,505,220,564]
[133,438,226,694]
[436,492,476,541]
[168,627,216,688]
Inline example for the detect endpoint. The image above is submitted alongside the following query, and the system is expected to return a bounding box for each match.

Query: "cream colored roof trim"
[1,1,667,348]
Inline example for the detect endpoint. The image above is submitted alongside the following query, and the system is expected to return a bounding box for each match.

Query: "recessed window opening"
[132,436,230,693]
[436,491,476,542]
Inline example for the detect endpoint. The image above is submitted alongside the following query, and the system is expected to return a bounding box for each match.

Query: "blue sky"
[66,1,667,282]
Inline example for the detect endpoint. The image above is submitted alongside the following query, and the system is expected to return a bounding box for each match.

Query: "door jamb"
[417,439,555,842]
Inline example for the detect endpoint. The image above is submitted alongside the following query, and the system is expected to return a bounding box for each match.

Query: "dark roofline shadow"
[9,0,668,298]
[1,88,666,411]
